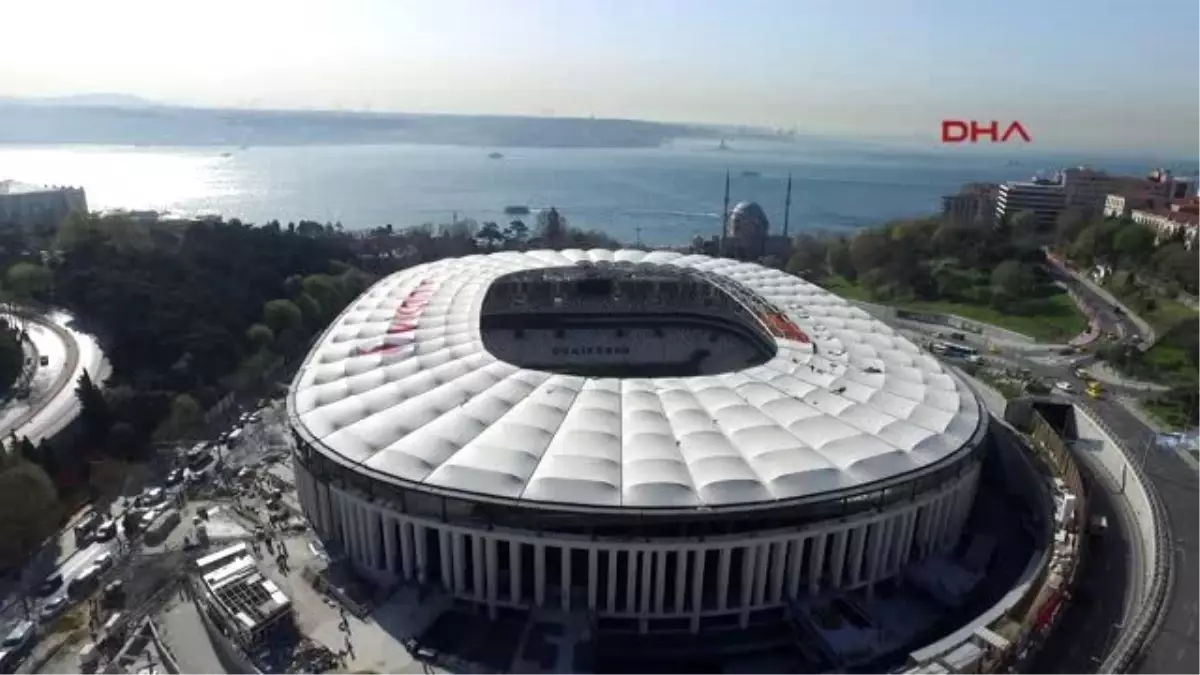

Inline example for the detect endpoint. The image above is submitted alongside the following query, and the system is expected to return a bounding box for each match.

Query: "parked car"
[94,551,114,572]
[93,520,117,542]
[38,596,66,623]
[36,573,63,598]
[0,620,37,672]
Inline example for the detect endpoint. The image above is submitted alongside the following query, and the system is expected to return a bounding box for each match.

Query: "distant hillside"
[0,100,723,149]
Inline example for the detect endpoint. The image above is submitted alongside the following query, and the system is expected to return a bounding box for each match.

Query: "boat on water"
[741,170,761,178]
[220,152,233,158]
[504,205,531,216]
[488,152,504,159]
[717,139,729,151]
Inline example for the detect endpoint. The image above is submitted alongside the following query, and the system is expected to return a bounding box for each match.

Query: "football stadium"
[287,249,988,637]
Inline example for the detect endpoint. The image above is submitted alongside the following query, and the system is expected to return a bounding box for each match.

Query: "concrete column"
[848,525,867,586]
[829,530,848,589]
[414,525,428,584]
[921,499,941,554]
[654,550,668,614]
[753,543,770,606]
[473,535,486,600]
[350,500,364,563]
[898,511,917,569]
[315,483,331,537]
[337,494,353,555]
[606,549,619,613]
[625,549,640,613]
[561,546,572,611]
[368,509,381,569]
[383,515,398,575]
[808,533,827,596]
[509,541,523,604]
[399,521,415,580]
[438,529,452,590]
[931,492,950,550]
[674,549,689,613]
[485,538,499,619]
[716,547,732,611]
[739,546,757,628]
[690,549,707,631]
[785,539,803,600]
[452,533,467,594]
[889,513,912,574]
[587,548,599,610]
[769,541,788,603]
[534,544,546,607]
[639,549,653,616]
[865,520,891,601]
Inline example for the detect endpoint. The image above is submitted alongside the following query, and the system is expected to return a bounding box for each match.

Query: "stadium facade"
[287,250,988,634]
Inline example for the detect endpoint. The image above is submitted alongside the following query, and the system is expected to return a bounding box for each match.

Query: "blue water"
[1,139,1193,245]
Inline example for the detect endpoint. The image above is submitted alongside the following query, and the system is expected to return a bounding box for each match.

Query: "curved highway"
[0,310,109,444]
[890,297,1197,673]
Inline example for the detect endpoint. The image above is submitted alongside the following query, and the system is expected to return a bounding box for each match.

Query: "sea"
[1,139,1194,246]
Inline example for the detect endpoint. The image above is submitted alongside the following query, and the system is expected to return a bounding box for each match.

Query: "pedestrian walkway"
[1083,362,1169,392]
[157,596,227,674]
[1117,395,1199,472]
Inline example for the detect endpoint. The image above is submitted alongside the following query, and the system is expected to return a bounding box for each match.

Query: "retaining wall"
[1070,406,1172,673]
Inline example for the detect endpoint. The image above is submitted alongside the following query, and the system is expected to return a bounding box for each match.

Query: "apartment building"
[994,177,1067,228]
[941,183,999,226]
[0,180,88,230]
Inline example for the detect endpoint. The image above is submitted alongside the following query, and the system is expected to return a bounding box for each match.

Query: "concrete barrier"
[1070,405,1172,673]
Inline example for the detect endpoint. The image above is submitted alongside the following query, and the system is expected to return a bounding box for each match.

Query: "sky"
[1,0,1197,154]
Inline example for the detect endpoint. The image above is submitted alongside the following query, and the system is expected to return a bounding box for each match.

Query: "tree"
[825,237,855,280]
[536,208,567,248]
[477,222,505,250]
[1112,224,1156,267]
[1054,207,1092,246]
[154,393,204,441]
[785,235,827,278]
[246,323,275,350]
[0,461,61,570]
[506,220,529,246]
[991,260,1035,307]
[75,370,113,448]
[5,261,53,303]
[263,298,303,335]
[848,229,890,278]
[0,321,23,395]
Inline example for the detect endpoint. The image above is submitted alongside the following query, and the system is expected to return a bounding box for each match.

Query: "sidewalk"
[1082,362,1170,393]
[1116,394,1199,472]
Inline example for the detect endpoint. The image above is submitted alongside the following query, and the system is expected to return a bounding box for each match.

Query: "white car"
[1054,381,1076,394]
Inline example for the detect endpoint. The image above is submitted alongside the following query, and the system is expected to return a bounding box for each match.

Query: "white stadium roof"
[289,249,984,512]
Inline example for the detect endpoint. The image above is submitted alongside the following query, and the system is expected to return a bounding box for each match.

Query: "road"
[1045,254,1144,344]
[896,294,1196,673]
[0,310,109,444]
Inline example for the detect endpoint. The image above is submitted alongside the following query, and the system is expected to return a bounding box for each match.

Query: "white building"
[1130,202,1200,250]
[994,178,1066,228]
[0,180,88,230]
[287,251,989,637]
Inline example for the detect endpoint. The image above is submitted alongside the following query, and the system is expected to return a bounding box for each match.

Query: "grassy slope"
[818,277,1088,343]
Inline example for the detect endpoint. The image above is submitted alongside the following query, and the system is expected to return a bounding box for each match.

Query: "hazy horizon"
[2,0,1197,155]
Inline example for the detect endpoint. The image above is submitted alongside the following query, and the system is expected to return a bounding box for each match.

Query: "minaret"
[720,170,731,256]
[782,173,793,239]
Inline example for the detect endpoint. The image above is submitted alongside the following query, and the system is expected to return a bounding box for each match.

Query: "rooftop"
[196,545,291,635]
[288,250,984,513]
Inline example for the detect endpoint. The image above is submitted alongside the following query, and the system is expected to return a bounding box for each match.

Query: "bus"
[931,341,980,360]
